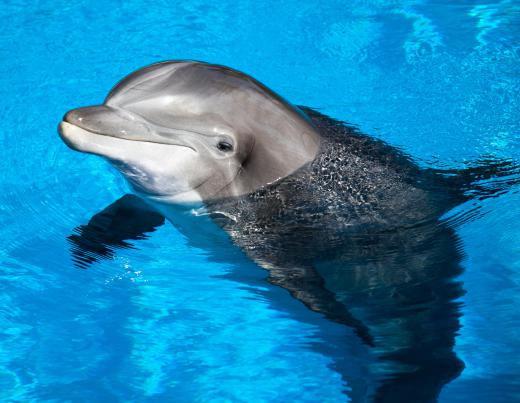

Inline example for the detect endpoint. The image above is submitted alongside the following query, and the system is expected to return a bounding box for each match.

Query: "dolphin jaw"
[58,121,207,203]
[58,121,100,153]
[58,121,148,159]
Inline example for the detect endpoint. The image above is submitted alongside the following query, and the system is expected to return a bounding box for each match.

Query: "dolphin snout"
[62,105,152,140]
[64,105,115,131]
[60,105,197,149]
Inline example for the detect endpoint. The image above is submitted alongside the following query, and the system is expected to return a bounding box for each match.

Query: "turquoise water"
[1,0,519,401]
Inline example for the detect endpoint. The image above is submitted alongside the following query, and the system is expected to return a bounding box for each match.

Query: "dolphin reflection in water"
[59,61,519,402]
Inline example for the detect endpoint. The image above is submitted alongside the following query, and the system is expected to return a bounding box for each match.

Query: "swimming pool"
[0,0,519,401]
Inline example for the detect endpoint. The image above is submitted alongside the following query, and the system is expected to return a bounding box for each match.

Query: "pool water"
[0,0,519,401]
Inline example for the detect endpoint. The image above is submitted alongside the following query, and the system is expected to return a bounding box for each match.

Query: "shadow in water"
[68,194,164,268]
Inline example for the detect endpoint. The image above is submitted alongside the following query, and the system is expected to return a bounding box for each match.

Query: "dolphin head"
[59,61,320,204]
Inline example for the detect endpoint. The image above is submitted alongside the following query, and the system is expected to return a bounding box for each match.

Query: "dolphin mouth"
[58,105,197,152]
[58,121,197,158]
[62,105,153,140]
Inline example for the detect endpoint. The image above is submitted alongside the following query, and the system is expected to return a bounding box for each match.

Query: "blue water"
[1,0,519,401]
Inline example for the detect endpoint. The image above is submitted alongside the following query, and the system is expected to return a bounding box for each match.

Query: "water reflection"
[68,194,164,268]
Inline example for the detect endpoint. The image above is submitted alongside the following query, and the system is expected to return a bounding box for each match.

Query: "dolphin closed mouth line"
[59,121,197,152]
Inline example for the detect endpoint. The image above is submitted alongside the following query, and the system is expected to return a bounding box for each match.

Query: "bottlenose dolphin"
[58,61,519,402]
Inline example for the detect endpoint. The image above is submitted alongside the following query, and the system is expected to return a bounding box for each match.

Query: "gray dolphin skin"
[59,61,519,402]
[60,61,320,203]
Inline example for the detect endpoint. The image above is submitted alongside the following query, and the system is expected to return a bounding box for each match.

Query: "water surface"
[0,0,519,401]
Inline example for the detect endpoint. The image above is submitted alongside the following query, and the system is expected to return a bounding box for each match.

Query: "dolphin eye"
[216,141,233,152]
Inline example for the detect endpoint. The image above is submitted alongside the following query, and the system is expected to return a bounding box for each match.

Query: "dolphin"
[58,61,519,402]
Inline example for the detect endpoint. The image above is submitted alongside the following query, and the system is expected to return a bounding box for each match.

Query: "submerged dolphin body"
[59,61,518,402]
